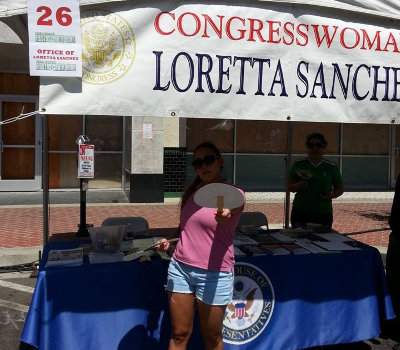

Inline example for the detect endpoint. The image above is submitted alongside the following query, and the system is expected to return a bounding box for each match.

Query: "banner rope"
[0,110,42,126]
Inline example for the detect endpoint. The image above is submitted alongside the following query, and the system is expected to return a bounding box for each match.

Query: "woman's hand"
[215,208,232,224]
[155,238,170,252]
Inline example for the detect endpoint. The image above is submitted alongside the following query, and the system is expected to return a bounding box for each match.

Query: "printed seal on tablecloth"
[223,262,275,345]
[81,10,136,84]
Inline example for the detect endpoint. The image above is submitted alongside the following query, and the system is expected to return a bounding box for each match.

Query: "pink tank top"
[173,192,243,272]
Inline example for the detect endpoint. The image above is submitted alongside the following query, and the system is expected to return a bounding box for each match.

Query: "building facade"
[0,73,399,201]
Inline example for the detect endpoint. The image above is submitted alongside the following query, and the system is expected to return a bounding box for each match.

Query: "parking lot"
[0,271,34,350]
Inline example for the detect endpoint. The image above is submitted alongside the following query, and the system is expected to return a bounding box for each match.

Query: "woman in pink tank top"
[158,142,244,350]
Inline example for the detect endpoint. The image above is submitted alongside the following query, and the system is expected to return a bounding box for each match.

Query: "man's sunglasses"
[192,155,220,169]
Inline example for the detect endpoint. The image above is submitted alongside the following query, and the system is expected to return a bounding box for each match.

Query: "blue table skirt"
[21,241,394,350]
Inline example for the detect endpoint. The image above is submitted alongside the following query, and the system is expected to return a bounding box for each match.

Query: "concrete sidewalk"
[0,190,394,206]
[0,247,40,268]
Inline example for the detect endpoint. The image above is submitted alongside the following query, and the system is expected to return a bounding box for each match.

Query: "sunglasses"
[192,155,220,169]
[307,142,324,149]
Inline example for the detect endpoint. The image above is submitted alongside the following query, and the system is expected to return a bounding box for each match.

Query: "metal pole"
[233,119,237,185]
[77,178,89,237]
[284,118,293,228]
[76,135,91,237]
[42,113,49,246]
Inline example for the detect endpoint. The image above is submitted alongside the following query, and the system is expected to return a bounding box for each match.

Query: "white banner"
[28,0,82,77]
[40,2,400,123]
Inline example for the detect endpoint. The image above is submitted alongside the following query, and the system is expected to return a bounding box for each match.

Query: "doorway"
[0,97,41,191]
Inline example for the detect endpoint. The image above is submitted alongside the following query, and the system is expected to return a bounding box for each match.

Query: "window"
[342,124,390,189]
[343,124,389,155]
[292,122,340,155]
[184,119,392,191]
[48,115,123,189]
[186,118,234,152]
[236,121,287,153]
[48,116,82,188]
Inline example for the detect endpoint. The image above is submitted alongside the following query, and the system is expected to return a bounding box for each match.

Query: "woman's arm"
[156,226,181,253]
[215,205,244,224]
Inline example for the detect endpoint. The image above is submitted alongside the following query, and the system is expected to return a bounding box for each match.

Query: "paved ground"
[0,192,398,349]
[0,272,34,350]
[0,201,392,248]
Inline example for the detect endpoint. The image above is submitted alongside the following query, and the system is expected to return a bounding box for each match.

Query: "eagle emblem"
[82,23,122,70]
[226,287,257,321]
[80,11,136,84]
[223,263,275,345]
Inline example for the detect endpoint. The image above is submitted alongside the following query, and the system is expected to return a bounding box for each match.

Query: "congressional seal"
[81,10,136,84]
[223,262,275,345]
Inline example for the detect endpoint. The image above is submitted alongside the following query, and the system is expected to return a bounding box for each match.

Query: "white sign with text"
[78,144,94,178]
[28,0,82,77]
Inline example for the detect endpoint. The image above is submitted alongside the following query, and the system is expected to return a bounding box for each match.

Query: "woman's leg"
[168,292,195,350]
[197,300,226,350]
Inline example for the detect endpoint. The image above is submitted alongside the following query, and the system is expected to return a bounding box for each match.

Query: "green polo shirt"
[289,158,343,216]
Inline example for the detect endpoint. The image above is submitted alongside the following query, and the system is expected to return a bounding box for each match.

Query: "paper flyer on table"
[315,233,353,242]
[270,232,296,242]
[234,235,258,246]
[313,241,361,251]
[295,240,329,254]
[89,252,125,264]
[46,248,83,267]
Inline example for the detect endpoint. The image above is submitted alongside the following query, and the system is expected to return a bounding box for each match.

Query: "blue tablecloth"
[21,240,394,350]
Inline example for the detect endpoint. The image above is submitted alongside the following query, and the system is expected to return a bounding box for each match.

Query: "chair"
[102,217,149,239]
[238,212,269,231]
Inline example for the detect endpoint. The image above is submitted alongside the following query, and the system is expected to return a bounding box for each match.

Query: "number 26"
[37,6,73,27]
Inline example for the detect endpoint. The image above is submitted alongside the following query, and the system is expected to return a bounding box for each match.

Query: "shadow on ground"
[357,212,391,222]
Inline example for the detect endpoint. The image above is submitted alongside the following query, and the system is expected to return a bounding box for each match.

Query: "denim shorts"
[166,258,234,306]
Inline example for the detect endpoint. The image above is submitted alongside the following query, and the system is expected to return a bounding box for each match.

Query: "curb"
[0,247,41,268]
[0,193,394,208]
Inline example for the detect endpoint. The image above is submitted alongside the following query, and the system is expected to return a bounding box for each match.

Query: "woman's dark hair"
[181,142,222,208]
[306,132,328,147]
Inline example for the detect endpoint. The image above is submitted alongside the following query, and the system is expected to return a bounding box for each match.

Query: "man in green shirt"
[288,133,344,229]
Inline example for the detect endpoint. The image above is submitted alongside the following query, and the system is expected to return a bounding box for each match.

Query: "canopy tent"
[1,0,400,242]
[1,0,400,20]
[36,0,400,124]
[1,0,400,79]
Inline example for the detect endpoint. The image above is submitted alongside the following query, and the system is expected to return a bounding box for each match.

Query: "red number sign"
[36,6,73,27]
[36,6,52,26]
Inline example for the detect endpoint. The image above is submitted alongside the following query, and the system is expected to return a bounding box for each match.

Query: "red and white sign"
[27,0,82,77]
[78,144,94,178]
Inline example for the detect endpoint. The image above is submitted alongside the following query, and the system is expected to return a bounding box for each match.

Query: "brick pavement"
[0,202,392,248]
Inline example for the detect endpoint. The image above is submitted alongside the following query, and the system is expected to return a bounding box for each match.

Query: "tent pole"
[42,113,49,246]
[284,118,293,228]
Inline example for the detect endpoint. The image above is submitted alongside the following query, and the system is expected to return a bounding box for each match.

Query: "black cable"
[0,261,38,273]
